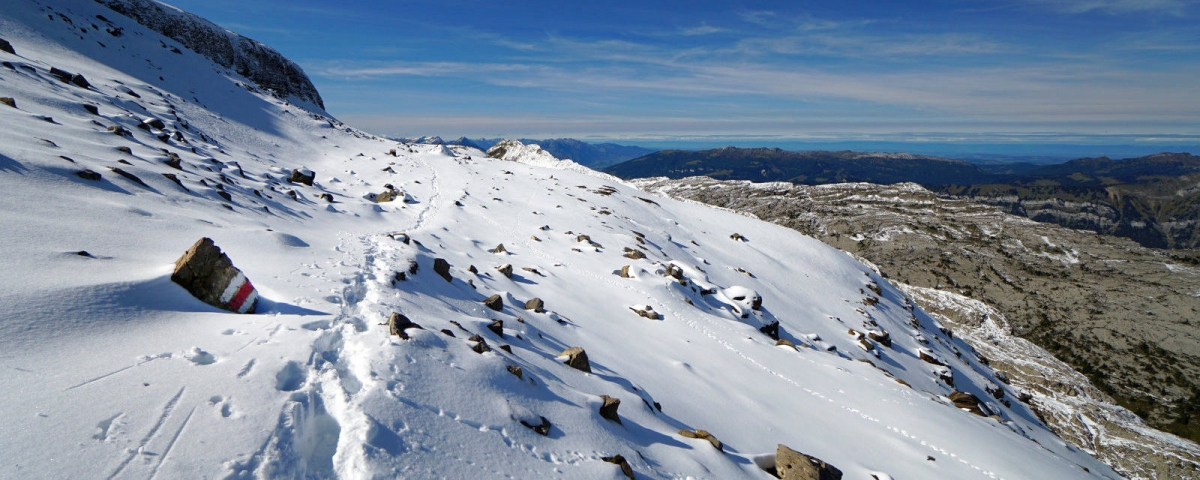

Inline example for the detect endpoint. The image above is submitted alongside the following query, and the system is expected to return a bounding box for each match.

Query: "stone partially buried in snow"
[433,258,452,282]
[288,167,314,186]
[559,347,591,373]
[483,294,503,311]
[773,444,842,480]
[171,237,258,313]
[679,429,723,451]
[387,312,422,340]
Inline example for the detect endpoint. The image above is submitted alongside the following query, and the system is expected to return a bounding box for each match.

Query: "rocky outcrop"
[94,0,325,109]
[948,391,986,417]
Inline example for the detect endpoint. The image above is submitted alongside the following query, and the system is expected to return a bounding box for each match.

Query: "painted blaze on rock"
[171,237,259,313]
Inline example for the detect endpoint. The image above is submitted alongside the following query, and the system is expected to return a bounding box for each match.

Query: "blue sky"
[166,0,1199,154]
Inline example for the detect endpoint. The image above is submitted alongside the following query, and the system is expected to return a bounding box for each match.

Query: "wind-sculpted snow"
[94,0,325,110]
[0,1,1122,478]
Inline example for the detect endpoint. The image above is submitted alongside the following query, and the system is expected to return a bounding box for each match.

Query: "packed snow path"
[0,1,1118,478]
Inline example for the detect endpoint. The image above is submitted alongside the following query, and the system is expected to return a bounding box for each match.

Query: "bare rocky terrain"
[637,177,1200,479]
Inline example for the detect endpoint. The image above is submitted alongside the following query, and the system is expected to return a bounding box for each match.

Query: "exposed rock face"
[559,347,591,373]
[599,395,621,424]
[386,312,421,340]
[483,294,503,311]
[774,444,842,480]
[678,429,722,451]
[170,237,258,313]
[95,0,325,109]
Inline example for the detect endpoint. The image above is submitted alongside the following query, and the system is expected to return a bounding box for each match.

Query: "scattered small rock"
[468,334,491,354]
[83,104,98,115]
[0,97,14,108]
[559,347,591,372]
[318,193,333,202]
[496,264,513,279]
[679,429,722,451]
[601,455,634,479]
[867,330,891,347]
[623,247,645,260]
[776,339,797,350]
[489,243,507,254]
[487,319,504,337]
[524,297,544,313]
[76,169,101,181]
[386,312,422,340]
[507,365,523,379]
[665,263,684,280]
[919,350,945,366]
[433,258,452,282]
[599,395,621,424]
[109,167,147,187]
[773,444,842,480]
[630,305,661,320]
[520,416,551,436]
[618,265,633,278]
[0,38,13,55]
[389,233,410,244]
[483,294,503,311]
[375,187,401,203]
[499,344,512,353]
[468,265,478,274]
[760,322,780,340]
[949,391,986,416]
[288,167,314,186]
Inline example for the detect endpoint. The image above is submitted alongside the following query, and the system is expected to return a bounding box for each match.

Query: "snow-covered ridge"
[94,0,325,110]
[0,1,1120,478]
[487,139,625,183]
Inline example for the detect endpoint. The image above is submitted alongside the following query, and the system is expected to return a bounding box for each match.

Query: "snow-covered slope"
[0,1,1118,479]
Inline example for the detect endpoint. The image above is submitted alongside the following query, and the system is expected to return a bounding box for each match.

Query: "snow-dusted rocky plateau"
[0,1,1125,478]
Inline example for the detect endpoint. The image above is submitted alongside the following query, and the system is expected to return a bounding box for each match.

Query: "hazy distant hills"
[606,147,1200,249]
[605,147,998,185]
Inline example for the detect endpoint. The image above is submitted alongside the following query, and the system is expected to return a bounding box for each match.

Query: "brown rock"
[630,305,661,320]
[774,444,842,480]
[760,321,780,340]
[288,168,315,186]
[559,347,591,372]
[483,294,503,311]
[665,263,684,280]
[601,455,634,479]
[170,238,258,313]
[776,339,797,350]
[375,188,400,203]
[433,258,452,282]
[867,330,891,347]
[618,265,633,278]
[599,395,621,424]
[949,391,986,416]
[76,169,101,181]
[0,97,14,108]
[386,312,422,340]
[919,350,945,366]
[507,365,523,379]
[525,297,544,313]
[468,334,491,354]
[678,429,722,451]
[496,264,513,278]
[730,232,746,242]
[490,243,507,254]
[488,319,504,337]
[623,247,645,260]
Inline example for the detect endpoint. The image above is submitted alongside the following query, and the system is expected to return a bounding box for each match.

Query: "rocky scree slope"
[637,176,1200,479]
[0,1,1118,478]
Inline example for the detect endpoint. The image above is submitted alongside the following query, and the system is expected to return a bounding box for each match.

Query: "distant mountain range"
[445,137,655,169]
[606,148,1200,249]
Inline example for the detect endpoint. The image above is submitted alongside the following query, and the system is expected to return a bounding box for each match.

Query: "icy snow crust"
[0,1,1115,479]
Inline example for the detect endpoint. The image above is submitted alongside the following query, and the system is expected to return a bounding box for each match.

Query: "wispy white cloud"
[1031,0,1195,16]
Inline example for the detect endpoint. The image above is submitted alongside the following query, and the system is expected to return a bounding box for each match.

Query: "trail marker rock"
[171,237,258,313]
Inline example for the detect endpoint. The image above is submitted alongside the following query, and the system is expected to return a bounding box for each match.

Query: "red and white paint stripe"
[219,272,258,313]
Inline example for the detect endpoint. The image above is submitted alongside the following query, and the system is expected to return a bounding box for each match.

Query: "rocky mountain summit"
[637,176,1200,478]
[94,0,325,109]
